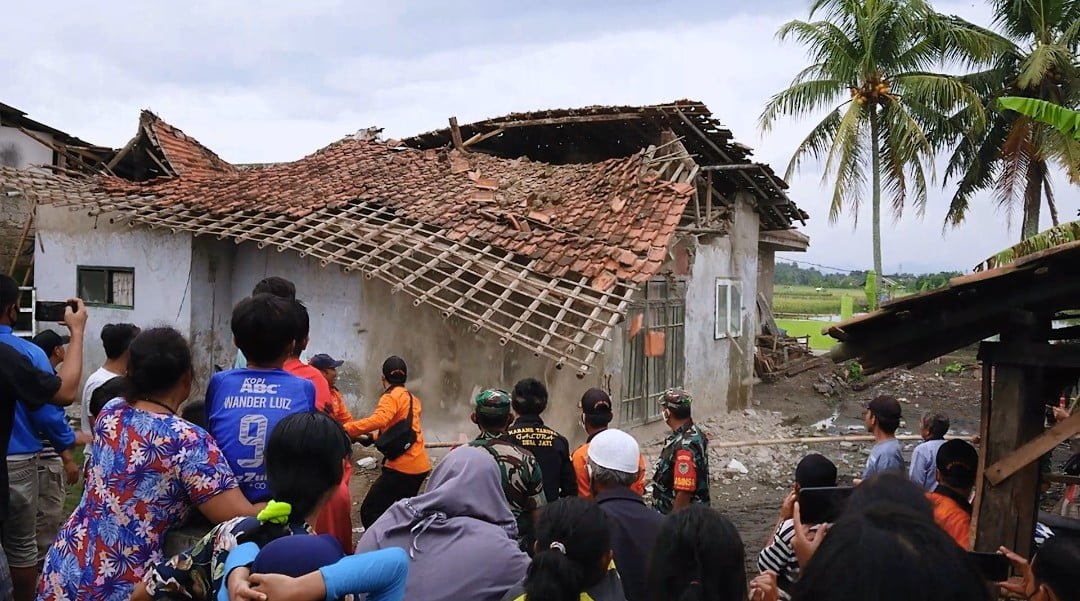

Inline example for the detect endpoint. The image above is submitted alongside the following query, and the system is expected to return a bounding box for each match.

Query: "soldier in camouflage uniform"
[468,388,546,550]
[651,388,710,514]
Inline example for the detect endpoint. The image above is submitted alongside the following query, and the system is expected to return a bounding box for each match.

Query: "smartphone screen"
[34,301,69,323]
[798,486,853,524]
[968,552,1010,582]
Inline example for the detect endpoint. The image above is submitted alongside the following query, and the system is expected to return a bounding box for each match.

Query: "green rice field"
[772,285,869,317]
[775,319,836,350]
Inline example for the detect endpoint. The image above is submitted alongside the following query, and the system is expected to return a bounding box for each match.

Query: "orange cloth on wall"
[342,386,431,475]
[571,441,647,498]
[927,491,972,549]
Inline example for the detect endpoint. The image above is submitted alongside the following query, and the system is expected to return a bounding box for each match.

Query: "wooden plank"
[699,163,760,171]
[1044,474,1080,486]
[462,127,505,148]
[985,411,1080,485]
[978,341,1080,369]
[491,113,643,128]
[970,362,994,547]
[757,292,780,337]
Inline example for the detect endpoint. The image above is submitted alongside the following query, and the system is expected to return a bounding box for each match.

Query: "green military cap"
[475,389,513,415]
[658,388,693,409]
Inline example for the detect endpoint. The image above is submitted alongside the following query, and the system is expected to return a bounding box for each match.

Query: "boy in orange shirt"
[926,439,978,549]
[570,388,646,498]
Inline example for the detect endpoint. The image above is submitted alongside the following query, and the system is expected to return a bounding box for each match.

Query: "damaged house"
[1,101,808,439]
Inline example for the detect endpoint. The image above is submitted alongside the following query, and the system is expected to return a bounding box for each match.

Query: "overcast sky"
[4,0,1075,274]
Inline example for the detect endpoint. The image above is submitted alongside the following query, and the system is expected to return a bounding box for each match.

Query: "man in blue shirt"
[858,395,906,483]
[910,412,949,491]
[207,294,316,502]
[0,275,88,601]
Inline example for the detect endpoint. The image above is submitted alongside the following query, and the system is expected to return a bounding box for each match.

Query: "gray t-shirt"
[863,438,905,479]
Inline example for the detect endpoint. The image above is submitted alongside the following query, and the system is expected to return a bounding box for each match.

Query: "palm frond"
[759,79,848,132]
[879,102,933,217]
[823,102,867,223]
[776,20,862,80]
[995,116,1037,212]
[1016,42,1070,90]
[784,108,845,180]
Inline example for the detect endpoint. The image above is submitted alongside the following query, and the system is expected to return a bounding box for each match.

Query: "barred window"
[77,267,134,308]
[620,278,686,425]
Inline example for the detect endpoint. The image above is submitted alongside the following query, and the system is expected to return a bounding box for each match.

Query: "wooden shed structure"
[825,238,1080,557]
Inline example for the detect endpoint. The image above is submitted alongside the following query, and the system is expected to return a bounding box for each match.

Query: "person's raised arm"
[342,392,398,440]
[53,299,88,405]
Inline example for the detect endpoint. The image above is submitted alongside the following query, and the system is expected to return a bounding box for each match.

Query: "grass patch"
[776,319,836,350]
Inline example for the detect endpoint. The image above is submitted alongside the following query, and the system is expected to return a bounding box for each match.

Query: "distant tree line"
[775,262,961,291]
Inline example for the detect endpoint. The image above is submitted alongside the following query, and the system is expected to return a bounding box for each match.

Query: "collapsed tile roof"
[406,100,808,231]
[2,109,706,374]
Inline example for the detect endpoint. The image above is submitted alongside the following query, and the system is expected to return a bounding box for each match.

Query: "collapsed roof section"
[106,110,235,181]
[0,102,114,174]
[405,100,808,231]
[2,112,695,374]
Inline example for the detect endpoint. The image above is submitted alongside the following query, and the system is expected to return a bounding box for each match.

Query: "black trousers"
[360,467,429,528]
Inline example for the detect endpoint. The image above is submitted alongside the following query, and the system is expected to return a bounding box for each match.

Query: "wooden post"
[448,117,465,152]
[971,314,1049,557]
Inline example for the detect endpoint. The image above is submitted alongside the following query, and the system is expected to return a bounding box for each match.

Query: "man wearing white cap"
[588,429,663,601]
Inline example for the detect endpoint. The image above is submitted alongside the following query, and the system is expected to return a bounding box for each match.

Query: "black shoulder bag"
[375,392,417,460]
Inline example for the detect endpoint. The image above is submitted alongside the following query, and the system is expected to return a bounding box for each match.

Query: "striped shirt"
[758,519,824,600]
[758,519,798,600]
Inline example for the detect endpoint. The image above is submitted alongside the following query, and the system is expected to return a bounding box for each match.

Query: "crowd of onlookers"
[1,271,1079,601]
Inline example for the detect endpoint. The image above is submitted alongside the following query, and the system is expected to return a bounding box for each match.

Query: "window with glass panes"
[620,278,686,425]
[77,267,134,308]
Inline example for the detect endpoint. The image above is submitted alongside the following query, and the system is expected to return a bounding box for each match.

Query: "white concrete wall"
[222,244,608,444]
[0,126,52,170]
[682,195,760,413]
[34,205,194,392]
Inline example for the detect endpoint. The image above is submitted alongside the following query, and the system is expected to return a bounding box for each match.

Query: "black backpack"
[375,392,417,460]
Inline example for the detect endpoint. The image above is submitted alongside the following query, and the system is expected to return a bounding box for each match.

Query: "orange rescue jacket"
[344,386,431,475]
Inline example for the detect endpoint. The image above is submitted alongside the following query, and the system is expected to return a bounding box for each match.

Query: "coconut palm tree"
[760,0,991,308]
[941,0,1080,240]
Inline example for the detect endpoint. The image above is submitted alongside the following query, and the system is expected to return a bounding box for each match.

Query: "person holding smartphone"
[758,453,838,599]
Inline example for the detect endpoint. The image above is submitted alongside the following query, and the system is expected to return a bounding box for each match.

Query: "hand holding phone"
[968,551,1011,582]
[797,486,854,525]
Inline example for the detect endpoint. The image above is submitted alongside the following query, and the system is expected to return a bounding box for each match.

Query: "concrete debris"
[725,458,749,475]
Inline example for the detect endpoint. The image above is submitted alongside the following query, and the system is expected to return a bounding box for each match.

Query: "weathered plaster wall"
[682,196,760,413]
[34,205,194,391]
[189,237,237,390]
[225,245,608,444]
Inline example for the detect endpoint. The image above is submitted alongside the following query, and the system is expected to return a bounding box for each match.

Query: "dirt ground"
[346,351,1074,577]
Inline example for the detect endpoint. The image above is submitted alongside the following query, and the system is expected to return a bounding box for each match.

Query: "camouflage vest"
[651,421,710,514]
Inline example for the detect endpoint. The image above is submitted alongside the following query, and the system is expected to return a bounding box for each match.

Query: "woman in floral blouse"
[37,328,254,601]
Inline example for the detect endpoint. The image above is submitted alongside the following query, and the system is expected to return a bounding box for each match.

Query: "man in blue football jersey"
[205,294,317,502]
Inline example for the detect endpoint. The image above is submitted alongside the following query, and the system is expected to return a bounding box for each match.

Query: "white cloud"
[1,0,1074,273]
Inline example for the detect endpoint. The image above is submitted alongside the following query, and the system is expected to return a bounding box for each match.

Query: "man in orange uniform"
[343,356,431,528]
[309,353,356,550]
[926,439,978,549]
[570,388,646,498]
[310,353,354,425]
